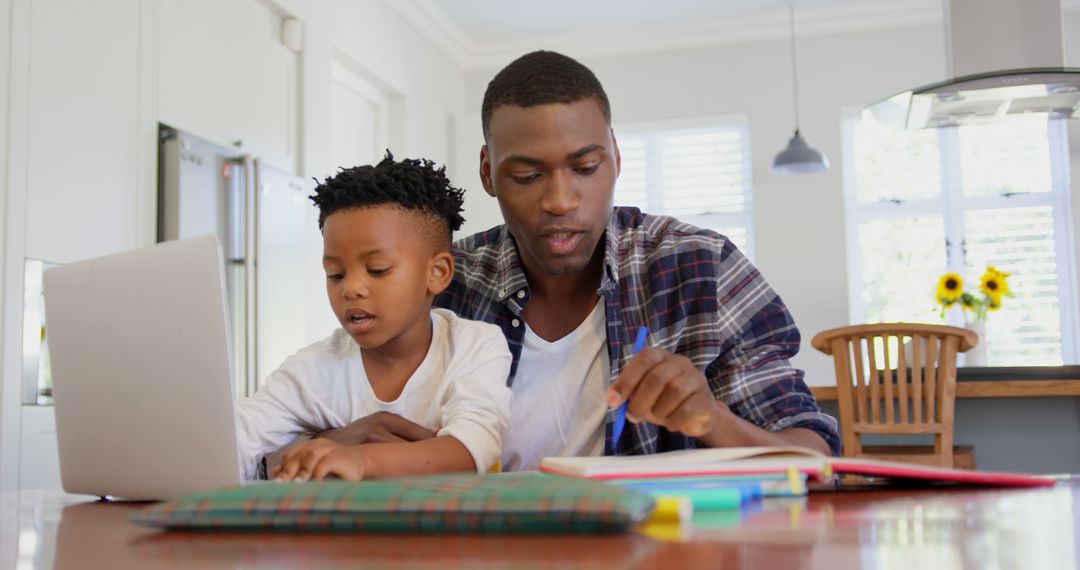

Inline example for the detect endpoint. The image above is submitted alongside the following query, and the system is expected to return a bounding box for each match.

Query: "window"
[614,116,754,258]
[843,107,1078,366]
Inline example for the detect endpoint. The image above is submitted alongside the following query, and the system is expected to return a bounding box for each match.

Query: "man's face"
[480,98,620,277]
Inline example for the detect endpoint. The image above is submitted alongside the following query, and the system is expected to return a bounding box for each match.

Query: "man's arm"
[316,411,436,445]
[607,232,838,456]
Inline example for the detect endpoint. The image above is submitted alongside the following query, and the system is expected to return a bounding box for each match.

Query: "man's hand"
[317,411,436,446]
[607,347,722,438]
[607,347,832,454]
[271,439,366,482]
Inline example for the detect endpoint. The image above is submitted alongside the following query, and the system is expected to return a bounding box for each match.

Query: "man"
[433,50,838,470]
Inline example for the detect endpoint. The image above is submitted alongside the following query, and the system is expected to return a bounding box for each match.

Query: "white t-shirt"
[501,300,608,471]
[235,308,513,480]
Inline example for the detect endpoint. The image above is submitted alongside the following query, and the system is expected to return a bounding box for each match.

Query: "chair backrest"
[811,323,977,468]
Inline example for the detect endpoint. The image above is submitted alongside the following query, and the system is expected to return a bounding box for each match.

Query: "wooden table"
[811,365,1080,401]
[4,482,1078,569]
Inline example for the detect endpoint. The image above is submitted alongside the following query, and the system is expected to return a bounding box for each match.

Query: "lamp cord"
[789,4,800,132]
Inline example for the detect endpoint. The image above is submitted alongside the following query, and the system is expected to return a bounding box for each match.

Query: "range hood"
[868,0,1080,129]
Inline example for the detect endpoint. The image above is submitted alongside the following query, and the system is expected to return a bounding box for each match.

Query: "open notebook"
[540,446,1056,488]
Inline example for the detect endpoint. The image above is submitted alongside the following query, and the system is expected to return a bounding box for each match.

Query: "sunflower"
[980,268,1010,305]
[936,273,964,307]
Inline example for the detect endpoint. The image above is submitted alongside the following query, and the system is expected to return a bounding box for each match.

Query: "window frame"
[841,107,1079,364]
[613,114,755,259]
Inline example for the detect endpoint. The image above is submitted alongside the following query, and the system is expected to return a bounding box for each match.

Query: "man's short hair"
[481,50,611,139]
[309,151,466,250]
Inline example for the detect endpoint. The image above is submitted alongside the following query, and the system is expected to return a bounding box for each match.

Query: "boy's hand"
[271,439,367,482]
[317,411,436,445]
[606,347,725,438]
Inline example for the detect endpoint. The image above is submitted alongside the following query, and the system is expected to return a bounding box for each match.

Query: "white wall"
[0,0,464,491]
[460,15,1080,386]
[0,0,13,495]
[296,0,465,343]
[319,0,463,175]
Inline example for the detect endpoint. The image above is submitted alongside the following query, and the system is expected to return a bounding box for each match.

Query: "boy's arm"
[275,321,514,480]
[272,436,474,481]
[430,322,513,473]
[236,359,335,480]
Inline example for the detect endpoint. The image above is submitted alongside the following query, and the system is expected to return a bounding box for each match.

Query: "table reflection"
[51,500,658,570]
[3,483,1077,569]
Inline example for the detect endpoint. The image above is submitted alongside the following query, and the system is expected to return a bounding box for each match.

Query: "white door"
[301,61,392,345]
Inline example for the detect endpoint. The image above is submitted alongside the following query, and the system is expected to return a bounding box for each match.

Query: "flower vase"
[963,320,989,367]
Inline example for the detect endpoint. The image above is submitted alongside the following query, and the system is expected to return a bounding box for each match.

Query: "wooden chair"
[811,323,979,469]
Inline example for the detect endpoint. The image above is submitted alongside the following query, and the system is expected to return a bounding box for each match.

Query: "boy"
[235,152,512,482]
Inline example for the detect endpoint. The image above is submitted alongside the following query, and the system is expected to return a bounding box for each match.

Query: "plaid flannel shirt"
[434,207,840,456]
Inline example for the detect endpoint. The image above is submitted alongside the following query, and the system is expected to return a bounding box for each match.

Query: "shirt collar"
[599,210,621,295]
[489,208,625,300]
[492,225,530,301]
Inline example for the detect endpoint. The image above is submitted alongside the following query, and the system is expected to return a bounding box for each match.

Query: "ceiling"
[387,0,1080,69]
[430,0,859,44]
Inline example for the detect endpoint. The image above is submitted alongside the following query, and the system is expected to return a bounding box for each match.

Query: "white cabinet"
[158,0,299,173]
[23,0,142,263]
[19,406,60,490]
[254,164,314,385]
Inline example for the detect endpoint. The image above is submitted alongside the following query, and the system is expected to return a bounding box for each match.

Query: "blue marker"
[612,326,649,447]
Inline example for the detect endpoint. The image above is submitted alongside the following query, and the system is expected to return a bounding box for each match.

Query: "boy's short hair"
[310,151,466,250]
[481,50,611,139]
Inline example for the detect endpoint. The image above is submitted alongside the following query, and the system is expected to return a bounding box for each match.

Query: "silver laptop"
[44,235,245,500]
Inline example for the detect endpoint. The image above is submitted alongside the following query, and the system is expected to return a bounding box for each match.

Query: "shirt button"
[516,289,526,299]
[511,318,521,328]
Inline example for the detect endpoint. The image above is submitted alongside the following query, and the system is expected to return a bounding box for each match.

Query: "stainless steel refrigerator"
[158,124,312,402]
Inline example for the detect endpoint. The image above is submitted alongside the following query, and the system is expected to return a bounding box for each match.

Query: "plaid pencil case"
[130,472,655,534]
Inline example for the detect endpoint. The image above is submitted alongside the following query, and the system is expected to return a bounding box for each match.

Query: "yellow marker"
[786,467,806,495]
[639,520,687,542]
[639,497,692,542]
[646,497,693,524]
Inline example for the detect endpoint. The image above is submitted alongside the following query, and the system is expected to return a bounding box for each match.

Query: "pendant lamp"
[772,5,829,175]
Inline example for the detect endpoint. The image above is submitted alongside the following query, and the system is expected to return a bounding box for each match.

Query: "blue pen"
[612,326,649,447]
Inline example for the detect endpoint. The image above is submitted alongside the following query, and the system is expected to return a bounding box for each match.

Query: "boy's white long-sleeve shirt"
[235,308,512,480]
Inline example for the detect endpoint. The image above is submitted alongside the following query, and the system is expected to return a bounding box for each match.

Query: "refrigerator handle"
[244,155,259,400]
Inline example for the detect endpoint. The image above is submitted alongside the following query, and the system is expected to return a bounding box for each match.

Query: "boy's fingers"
[311,456,336,481]
[275,457,300,481]
[326,459,364,481]
[277,442,334,482]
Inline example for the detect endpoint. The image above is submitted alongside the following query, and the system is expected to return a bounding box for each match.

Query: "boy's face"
[480,98,620,277]
[322,206,452,352]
